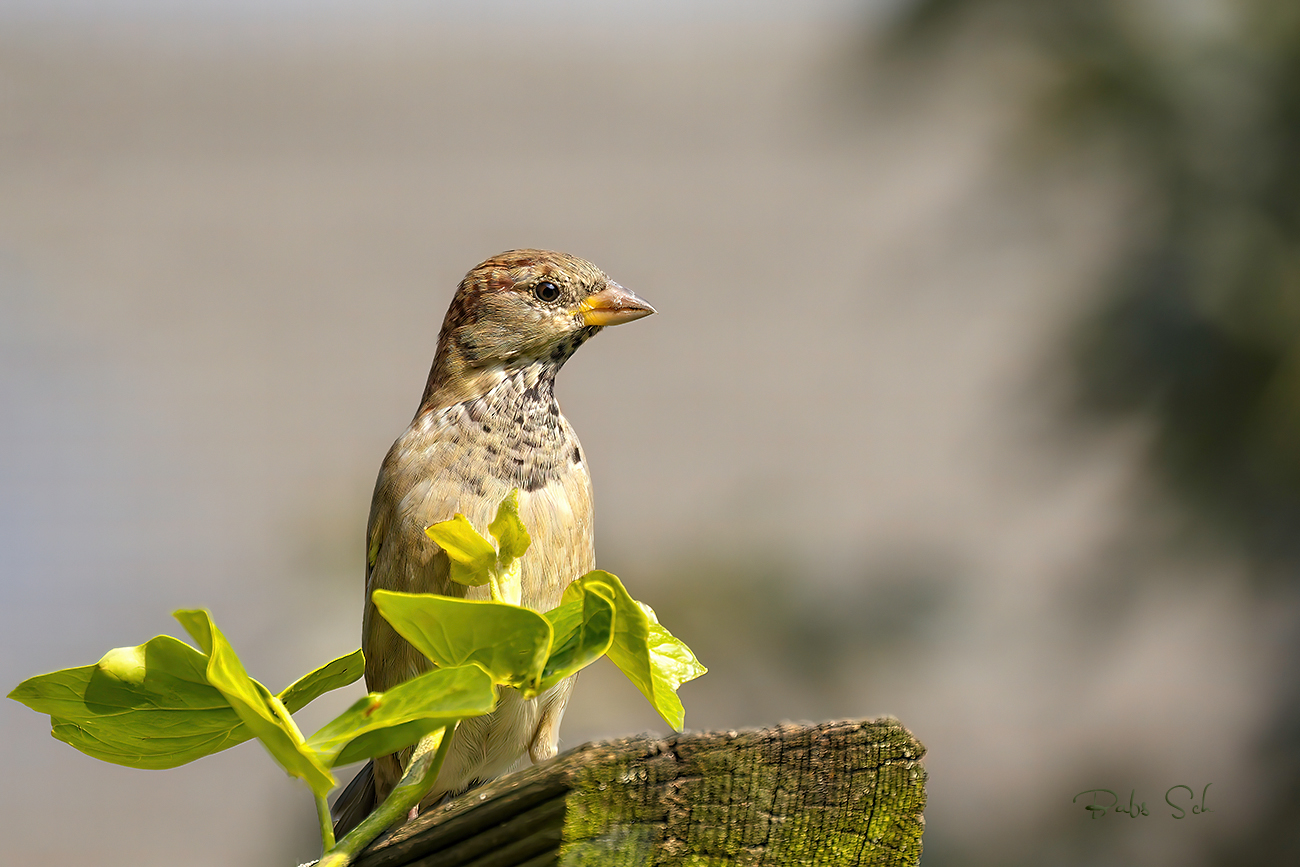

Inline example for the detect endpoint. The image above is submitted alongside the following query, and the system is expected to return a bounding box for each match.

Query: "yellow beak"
[578,282,656,327]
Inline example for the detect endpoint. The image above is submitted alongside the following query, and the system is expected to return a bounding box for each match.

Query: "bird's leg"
[318,725,457,867]
[529,679,574,763]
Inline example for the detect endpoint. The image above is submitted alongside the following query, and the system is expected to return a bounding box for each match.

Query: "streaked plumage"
[332,250,653,835]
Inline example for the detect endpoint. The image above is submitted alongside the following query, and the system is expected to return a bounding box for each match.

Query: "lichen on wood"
[355,718,925,867]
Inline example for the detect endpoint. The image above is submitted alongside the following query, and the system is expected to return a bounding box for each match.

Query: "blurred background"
[2,0,1297,864]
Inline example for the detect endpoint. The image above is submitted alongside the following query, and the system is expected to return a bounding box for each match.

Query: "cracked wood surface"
[353,718,925,867]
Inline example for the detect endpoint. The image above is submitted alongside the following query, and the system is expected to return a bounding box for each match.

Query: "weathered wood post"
[353,717,925,867]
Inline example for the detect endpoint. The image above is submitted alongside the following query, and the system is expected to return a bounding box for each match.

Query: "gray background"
[1,2,1281,864]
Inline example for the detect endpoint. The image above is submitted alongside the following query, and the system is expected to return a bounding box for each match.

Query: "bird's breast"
[387,384,596,610]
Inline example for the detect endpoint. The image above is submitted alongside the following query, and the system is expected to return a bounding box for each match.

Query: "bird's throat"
[419,326,595,416]
[417,362,577,494]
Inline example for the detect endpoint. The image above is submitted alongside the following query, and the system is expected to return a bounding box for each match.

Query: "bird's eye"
[533,281,561,303]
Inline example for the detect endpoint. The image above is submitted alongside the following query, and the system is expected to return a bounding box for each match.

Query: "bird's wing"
[361,427,465,694]
[330,758,376,838]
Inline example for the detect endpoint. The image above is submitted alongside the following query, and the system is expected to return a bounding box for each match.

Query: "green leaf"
[538,590,615,693]
[425,514,498,587]
[488,489,531,564]
[639,601,708,728]
[9,635,252,769]
[489,491,530,605]
[563,571,706,730]
[12,627,371,789]
[279,649,365,714]
[304,664,495,767]
[174,609,335,796]
[372,591,553,691]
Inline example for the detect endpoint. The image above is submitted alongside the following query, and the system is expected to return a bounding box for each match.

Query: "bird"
[331,249,654,836]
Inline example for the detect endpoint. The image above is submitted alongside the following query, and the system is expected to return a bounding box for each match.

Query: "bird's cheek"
[473,322,526,359]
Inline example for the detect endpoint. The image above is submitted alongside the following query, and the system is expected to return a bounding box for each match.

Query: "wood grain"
[354,718,926,867]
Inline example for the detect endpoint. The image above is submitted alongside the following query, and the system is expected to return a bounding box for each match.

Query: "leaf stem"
[318,725,456,867]
[315,791,336,852]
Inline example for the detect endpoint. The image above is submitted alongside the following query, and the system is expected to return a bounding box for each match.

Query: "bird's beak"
[578,282,656,327]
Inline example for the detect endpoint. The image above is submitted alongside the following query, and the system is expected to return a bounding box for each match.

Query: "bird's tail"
[330,760,377,839]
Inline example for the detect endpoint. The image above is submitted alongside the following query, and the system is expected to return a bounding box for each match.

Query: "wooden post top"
[353,717,926,867]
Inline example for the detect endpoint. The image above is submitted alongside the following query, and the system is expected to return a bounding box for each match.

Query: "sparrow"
[331,249,654,836]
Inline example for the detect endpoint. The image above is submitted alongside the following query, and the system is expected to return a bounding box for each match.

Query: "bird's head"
[421,249,655,409]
